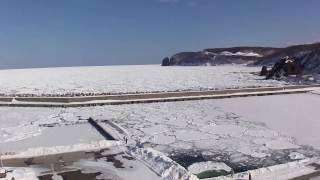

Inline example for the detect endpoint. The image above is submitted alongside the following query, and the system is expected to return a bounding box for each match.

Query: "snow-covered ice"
[289,152,306,160]
[1,93,319,174]
[188,161,232,174]
[127,147,197,180]
[0,167,44,180]
[68,146,165,180]
[213,158,320,180]
[2,140,119,159]
[0,65,285,96]
[0,64,318,180]
[72,155,164,180]
[210,93,320,149]
[0,107,110,154]
[0,124,105,153]
[0,83,319,179]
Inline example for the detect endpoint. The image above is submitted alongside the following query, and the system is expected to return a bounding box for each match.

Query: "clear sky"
[0,0,319,69]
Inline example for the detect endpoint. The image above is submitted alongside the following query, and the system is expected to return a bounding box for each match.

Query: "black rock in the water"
[260,66,269,76]
[161,57,170,66]
[255,42,320,66]
[262,47,320,80]
[266,56,303,79]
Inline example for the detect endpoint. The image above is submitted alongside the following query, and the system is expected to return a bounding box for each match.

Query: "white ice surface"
[0,124,104,153]
[188,161,232,174]
[289,152,306,160]
[0,92,319,180]
[210,93,320,149]
[3,140,119,159]
[0,167,44,180]
[73,153,163,180]
[127,147,197,180]
[0,107,109,154]
[0,96,303,158]
[214,158,320,180]
[0,65,285,95]
[0,94,319,179]
[0,107,59,143]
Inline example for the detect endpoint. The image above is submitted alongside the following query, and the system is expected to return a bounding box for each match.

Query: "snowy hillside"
[162,47,279,66]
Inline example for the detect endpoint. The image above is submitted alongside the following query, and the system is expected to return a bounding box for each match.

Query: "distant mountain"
[162,47,280,66]
[162,43,320,67]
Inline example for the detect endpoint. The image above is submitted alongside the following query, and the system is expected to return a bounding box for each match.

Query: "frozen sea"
[1,93,319,173]
[213,93,320,150]
[0,65,286,95]
[0,65,319,178]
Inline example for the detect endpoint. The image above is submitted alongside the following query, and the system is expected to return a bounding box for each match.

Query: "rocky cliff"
[254,42,320,66]
[162,43,320,67]
[162,47,280,66]
[259,48,320,80]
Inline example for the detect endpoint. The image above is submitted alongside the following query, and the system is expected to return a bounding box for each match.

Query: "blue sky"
[0,0,319,69]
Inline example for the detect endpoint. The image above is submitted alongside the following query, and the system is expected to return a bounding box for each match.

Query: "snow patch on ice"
[213,158,320,180]
[0,167,44,180]
[289,152,306,160]
[127,146,198,180]
[51,174,63,180]
[188,161,232,174]
[2,140,119,159]
[310,87,320,95]
[265,138,299,150]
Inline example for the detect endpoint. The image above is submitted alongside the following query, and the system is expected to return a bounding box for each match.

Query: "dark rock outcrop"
[161,42,320,77]
[255,42,320,66]
[169,52,213,66]
[260,46,320,79]
[161,57,170,66]
[260,66,268,76]
[265,56,303,79]
[296,48,320,74]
